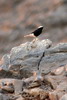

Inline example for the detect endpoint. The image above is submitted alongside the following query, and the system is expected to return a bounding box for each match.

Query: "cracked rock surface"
[0,39,67,100]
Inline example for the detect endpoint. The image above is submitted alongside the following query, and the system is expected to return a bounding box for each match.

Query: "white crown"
[38,26,43,28]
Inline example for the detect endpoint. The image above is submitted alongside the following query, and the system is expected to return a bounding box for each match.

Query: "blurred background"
[0,0,67,59]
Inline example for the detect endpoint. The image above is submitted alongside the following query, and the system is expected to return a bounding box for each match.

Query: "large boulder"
[0,39,52,78]
[0,39,67,99]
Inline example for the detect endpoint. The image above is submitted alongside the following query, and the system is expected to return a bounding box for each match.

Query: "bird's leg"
[32,37,38,42]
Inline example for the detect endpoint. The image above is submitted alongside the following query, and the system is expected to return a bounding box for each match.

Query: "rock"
[0,93,3,100]
[16,95,24,100]
[0,54,10,71]
[0,69,13,78]
[1,40,67,79]
[1,85,14,93]
[0,79,23,94]
[45,43,67,54]
[21,88,48,100]
[51,67,64,75]
[49,92,58,100]
[0,39,67,99]
[0,93,9,100]
[10,39,52,62]
[13,79,23,94]
[39,43,67,74]
[27,81,41,89]
[60,94,67,100]
[44,75,57,89]
[56,82,67,93]
[65,64,67,71]
[0,39,51,78]
[9,39,52,78]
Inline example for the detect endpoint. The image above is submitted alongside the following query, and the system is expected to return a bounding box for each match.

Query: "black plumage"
[32,26,43,37]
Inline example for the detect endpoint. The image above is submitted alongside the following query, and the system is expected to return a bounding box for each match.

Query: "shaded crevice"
[37,46,52,70]
[37,51,45,70]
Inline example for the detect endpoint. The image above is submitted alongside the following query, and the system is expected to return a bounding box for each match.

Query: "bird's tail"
[24,34,35,38]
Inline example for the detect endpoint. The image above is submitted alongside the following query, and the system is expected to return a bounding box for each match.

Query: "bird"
[24,26,44,81]
[24,26,43,38]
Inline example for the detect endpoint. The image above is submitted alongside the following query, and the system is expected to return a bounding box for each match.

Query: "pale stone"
[60,94,67,100]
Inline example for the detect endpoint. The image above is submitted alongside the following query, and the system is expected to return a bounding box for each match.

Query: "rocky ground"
[0,39,67,100]
[0,0,67,59]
